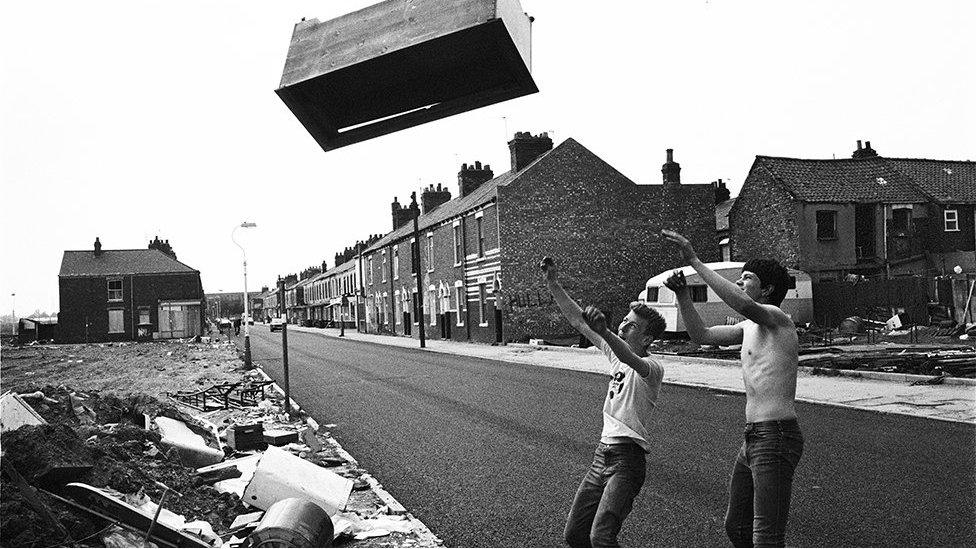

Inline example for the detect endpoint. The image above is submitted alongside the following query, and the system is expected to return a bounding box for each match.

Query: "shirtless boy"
[541,256,666,547]
[661,230,802,548]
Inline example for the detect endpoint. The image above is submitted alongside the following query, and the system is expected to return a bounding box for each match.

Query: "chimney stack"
[148,235,177,259]
[713,179,730,204]
[421,183,452,213]
[508,131,553,172]
[458,161,494,197]
[852,139,878,159]
[93,237,102,256]
[662,149,681,186]
[391,194,420,230]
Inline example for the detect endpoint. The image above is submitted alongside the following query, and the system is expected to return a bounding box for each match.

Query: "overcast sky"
[2,0,973,316]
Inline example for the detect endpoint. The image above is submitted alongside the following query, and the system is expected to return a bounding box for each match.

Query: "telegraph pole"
[411,206,426,348]
[278,277,291,419]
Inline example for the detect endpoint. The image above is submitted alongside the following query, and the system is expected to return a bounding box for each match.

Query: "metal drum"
[249,498,334,547]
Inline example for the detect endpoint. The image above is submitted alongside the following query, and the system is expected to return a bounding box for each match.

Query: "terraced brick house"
[730,141,976,281]
[358,132,718,343]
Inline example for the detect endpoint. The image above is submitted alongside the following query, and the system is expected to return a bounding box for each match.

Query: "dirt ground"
[0,339,439,548]
[1,339,246,396]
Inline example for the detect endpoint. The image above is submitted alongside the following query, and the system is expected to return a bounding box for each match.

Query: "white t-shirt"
[598,339,664,453]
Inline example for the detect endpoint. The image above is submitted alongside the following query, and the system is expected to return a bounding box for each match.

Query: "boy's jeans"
[725,419,804,548]
[565,441,646,547]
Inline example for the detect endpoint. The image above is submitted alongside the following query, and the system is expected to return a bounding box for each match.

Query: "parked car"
[269,317,286,332]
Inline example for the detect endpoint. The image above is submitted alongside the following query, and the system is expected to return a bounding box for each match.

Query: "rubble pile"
[0,391,248,547]
[1,340,440,548]
[801,348,976,378]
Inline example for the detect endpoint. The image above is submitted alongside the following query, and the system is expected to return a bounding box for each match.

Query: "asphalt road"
[245,326,976,547]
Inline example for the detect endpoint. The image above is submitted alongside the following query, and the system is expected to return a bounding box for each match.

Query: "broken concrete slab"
[242,446,353,514]
[0,391,47,432]
[154,416,224,468]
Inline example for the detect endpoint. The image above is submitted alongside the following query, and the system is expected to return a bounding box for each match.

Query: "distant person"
[233,317,241,336]
[541,256,666,547]
[661,230,802,548]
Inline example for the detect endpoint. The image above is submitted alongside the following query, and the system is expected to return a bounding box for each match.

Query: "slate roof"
[754,155,976,204]
[361,139,569,255]
[716,198,735,231]
[754,156,927,203]
[59,249,198,277]
[884,159,976,204]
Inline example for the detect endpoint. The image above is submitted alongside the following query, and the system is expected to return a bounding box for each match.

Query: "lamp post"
[232,222,257,368]
[10,293,15,336]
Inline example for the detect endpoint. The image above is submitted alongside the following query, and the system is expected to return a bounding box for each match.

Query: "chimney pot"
[857,140,862,150]
[865,141,871,149]
[666,149,674,162]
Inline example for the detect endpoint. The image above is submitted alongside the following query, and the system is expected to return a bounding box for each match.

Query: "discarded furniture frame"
[276,0,537,152]
[167,380,274,411]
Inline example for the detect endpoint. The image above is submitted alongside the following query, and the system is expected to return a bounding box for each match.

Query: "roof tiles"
[755,155,976,204]
[60,249,198,277]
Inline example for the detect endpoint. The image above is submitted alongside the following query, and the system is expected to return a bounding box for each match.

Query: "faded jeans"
[725,419,804,548]
[565,441,646,547]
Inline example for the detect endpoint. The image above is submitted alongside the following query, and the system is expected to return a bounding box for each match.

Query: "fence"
[812,277,930,328]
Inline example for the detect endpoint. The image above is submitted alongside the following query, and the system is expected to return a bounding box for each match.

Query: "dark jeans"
[565,441,646,547]
[725,419,804,548]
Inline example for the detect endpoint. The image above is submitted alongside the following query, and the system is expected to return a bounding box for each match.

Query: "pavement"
[272,324,976,424]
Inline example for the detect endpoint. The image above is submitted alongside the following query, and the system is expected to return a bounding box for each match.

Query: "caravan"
[639,262,813,334]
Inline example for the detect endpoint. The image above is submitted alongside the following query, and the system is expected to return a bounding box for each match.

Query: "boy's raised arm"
[661,229,780,329]
[665,269,743,346]
[540,257,604,347]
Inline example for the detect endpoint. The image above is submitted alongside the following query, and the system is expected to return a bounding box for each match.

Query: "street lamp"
[10,293,15,336]
[232,222,257,368]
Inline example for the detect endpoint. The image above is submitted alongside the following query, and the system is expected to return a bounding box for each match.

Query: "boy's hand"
[661,230,698,262]
[582,305,608,334]
[539,256,556,283]
[664,270,688,294]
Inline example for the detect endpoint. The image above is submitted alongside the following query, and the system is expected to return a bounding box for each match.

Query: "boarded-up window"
[816,210,837,240]
[892,208,912,235]
[108,309,124,333]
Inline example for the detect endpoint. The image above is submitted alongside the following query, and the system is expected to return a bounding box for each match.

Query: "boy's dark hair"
[630,301,666,339]
[742,258,790,306]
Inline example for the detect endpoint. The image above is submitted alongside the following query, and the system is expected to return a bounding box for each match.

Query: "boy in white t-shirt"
[541,257,666,547]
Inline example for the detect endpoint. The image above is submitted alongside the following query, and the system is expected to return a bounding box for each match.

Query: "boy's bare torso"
[738,314,799,423]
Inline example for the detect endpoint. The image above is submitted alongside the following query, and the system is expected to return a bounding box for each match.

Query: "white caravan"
[639,262,813,333]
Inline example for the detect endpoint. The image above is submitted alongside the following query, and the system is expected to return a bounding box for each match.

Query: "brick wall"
[497,139,716,342]
[730,161,801,268]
